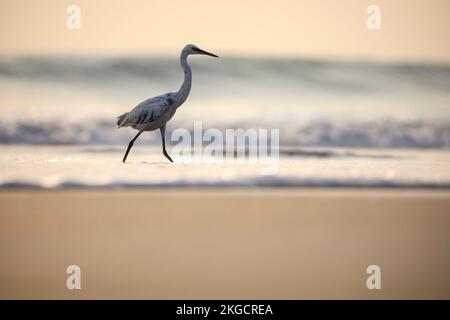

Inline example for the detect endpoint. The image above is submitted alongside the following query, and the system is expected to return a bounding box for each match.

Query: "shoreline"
[2,145,450,189]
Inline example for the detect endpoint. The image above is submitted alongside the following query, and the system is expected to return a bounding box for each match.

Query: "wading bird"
[117,44,218,162]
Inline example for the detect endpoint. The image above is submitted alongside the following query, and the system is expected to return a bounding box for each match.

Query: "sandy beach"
[0,188,449,299]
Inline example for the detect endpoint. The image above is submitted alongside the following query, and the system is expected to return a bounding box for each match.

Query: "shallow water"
[1,145,449,189]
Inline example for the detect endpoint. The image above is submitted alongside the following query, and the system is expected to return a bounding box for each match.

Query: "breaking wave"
[0,118,449,148]
[1,55,450,149]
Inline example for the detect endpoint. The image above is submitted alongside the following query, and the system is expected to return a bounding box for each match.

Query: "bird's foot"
[163,152,174,163]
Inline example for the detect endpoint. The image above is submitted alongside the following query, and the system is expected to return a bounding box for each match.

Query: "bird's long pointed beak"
[196,48,219,58]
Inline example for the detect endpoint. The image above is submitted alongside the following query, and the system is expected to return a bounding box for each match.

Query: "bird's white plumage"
[117,44,218,162]
[118,93,176,131]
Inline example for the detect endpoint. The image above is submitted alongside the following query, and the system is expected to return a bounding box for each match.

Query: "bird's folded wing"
[125,95,172,126]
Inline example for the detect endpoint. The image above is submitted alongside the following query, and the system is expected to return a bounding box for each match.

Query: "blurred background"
[0,0,449,147]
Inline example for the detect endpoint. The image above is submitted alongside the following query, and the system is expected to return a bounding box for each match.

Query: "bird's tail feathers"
[116,112,129,127]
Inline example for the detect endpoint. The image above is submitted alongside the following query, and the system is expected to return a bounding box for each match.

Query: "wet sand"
[0,189,449,299]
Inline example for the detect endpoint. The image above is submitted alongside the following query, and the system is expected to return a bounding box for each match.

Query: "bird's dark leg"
[122,130,144,163]
[160,125,173,163]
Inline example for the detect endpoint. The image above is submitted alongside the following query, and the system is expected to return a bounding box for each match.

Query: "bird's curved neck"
[177,53,192,102]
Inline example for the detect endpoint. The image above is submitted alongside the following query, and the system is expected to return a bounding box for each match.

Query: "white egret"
[117,44,218,162]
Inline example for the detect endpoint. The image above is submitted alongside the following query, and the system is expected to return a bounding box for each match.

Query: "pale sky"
[0,0,449,62]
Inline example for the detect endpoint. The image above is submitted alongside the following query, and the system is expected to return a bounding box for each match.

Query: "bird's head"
[183,44,219,58]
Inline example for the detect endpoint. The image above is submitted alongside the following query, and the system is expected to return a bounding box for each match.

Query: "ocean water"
[1,145,449,189]
[1,56,450,188]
